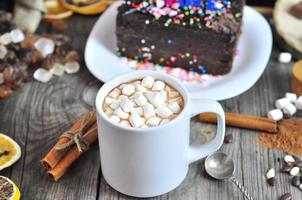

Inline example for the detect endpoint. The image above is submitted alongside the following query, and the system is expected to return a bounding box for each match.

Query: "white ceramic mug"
[96,70,225,197]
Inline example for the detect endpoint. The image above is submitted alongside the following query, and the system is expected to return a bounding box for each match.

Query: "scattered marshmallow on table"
[285,92,297,103]
[267,109,283,121]
[282,103,297,116]
[278,52,292,63]
[275,98,290,109]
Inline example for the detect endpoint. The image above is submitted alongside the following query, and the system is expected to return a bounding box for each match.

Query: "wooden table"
[1,13,301,200]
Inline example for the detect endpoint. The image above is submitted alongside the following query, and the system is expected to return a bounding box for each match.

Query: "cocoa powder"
[259,119,302,155]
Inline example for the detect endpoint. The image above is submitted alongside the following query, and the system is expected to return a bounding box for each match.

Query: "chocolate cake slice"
[116,0,244,75]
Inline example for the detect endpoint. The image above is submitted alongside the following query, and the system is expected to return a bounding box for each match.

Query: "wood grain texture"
[0,13,301,200]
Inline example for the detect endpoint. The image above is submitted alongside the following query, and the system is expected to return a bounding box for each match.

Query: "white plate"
[85,1,272,100]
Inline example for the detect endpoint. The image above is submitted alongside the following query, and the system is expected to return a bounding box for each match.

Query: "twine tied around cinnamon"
[55,111,97,153]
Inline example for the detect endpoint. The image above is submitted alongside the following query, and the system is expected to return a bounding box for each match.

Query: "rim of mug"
[95,70,190,132]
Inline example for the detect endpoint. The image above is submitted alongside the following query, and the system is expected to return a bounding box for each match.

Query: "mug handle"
[187,99,225,164]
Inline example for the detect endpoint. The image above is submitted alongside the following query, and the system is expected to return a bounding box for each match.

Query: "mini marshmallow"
[152,80,165,91]
[284,155,295,163]
[109,88,121,98]
[129,114,145,128]
[120,98,134,113]
[168,97,183,105]
[282,103,297,116]
[156,105,173,118]
[295,96,302,110]
[290,166,300,176]
[143,103,156,118]
[141,125,149,128]
[146,91,165,107]
[278,52,292,63]
[122,84,135,96]
[134,83,147,92]
[160,91,168,101]
[120,120,131,127]
[164,85,172,91]
[132,92,148,106]
[267,109,283,121]
[146,117,161,127]
[104,97,115,105]
[160,119,171,125]
[168,91,180,98]
[168,101,181,113]
[105,108,114,115]
[118,95,128,101]
[119,84,127,89]
[131,107,143,116]
[109,115,120,123]
[285,92,297,103]
[266,168,275,179]
[142,76,155,88]
[109,100,120,110]
[114,107,130,120]
[275,98,290,109]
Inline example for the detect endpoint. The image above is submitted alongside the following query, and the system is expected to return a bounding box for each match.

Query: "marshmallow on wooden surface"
[152,80,165,91]
[285,92,297,103]
[146,117,161,127]
[156,105,173,118]
[114,107,130,120]
[267,109,283,121]
[109,88,121,98]
[141,76,155,88]
[120,120,131,127]
[122,84,135,96]
[275,98,290,109]
[168,101,181,113]
[295,96,302,110]
[143,103,156,118]
[282,103,297,116]
[120,98,134,113]
[134,82,147,92]
[146,91,165,107]
[131,107,143,116]
[132,92,148,106]
[129,114,145,128]
[109,115,120,123]
[278,52,292,63]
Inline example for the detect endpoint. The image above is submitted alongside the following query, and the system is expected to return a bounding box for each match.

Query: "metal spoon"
[205,152,254,200]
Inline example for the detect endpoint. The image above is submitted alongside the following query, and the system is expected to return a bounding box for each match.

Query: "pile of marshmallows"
[268,92,302,121]
[103,76,183,128]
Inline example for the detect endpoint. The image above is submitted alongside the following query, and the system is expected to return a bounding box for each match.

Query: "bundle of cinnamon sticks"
[41,111,98,181]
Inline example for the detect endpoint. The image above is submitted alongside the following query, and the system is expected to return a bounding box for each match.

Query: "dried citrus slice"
[43,0,74,22]
[0,133,21,171]
[0,176,21,200]
[60,0,112,15]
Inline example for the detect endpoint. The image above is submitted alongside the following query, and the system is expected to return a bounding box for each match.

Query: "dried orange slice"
[0,176,21,200]
[43,0,74,22]
[0,133,21,171]
[60,0,113,15]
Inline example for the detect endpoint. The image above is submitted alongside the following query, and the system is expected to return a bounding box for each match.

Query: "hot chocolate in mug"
[96,70,225,197]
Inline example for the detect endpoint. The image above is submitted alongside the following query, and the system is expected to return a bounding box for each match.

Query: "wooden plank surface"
[0,13,301,200]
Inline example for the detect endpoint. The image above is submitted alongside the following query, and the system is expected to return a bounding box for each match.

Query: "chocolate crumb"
[267,177,276,186]
[224,134,233,144]
[279,193,292,200]
[292,176,300,187]
[281,164,292,173]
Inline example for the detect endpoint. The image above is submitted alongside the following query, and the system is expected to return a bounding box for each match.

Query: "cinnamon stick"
[48,123,98,181]
[41,111,96,170]
[199,112,278,133]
